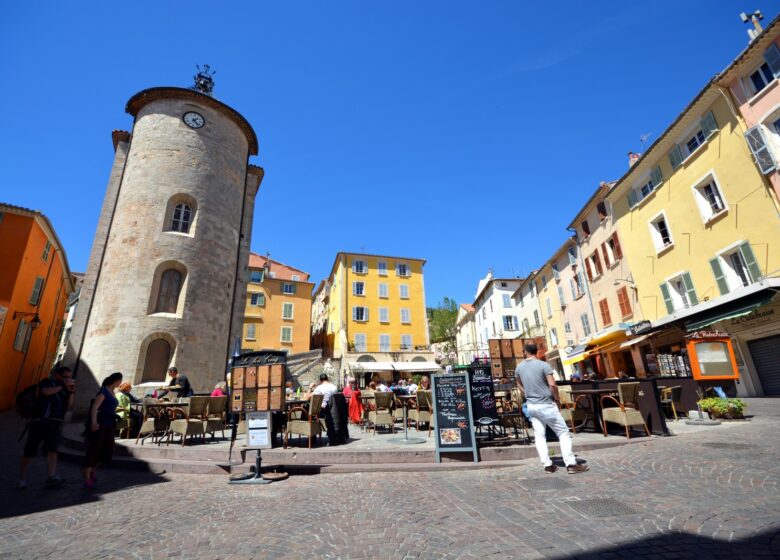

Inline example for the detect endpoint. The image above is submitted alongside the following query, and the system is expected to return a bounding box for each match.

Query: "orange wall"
[243,278,314,354]
[0,214,72,411]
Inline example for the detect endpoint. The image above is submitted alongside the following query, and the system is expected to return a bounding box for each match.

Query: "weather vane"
[192,64,215,96]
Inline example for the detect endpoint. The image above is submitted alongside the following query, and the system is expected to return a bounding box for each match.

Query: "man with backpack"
[17,366,76,489]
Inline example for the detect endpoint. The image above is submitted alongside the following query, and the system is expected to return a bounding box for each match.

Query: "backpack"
[15,384,40,419]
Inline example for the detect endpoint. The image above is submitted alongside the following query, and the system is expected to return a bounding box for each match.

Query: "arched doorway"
[141,339,172,382]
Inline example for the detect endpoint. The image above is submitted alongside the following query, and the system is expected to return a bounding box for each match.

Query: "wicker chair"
[285,394,324,448]
[206,396,228,439]
[135,399,165,444]
[558,385,589,433]
[168,396,209,446]
[409,390,433,436]
[359,390,375,432]
[660,386,685,421]
[601,382,651,440]
[369,392,395,434]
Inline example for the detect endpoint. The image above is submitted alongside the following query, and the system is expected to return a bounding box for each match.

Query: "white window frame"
[588,253,602,281]
[396,263,410,277]
[379,307,389,323]
[378,261,388,276]
[352,281,365,296]
[378,283,389,298]
[746,60,776,97]
[354,333,367,352]
[399,284,409,299]
[352,306,369,322]
[545,298,552,318]
[379,334,391,352]
[249,270,264,283]
[282,282,295,295]
[549,327,558,348]
[400,334,413,350]
[250,292,265,307]
[291,274,300,282]
[280,326,293,344]
[502,294,511,308]
[663,271,695,312]
[533,310,540,327]
[581,313,591,337]
[648,210,674,254]
[716,241,756,292]
[246,323,257,341]
[564,322,572,334]
[282,302,294,320]
[502,315,517,331]
[352,260,367,274]
[691,170,728,224]
[400,308,411,324]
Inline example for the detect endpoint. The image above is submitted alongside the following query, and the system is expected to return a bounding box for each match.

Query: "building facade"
[0,204,75,411]
[65,83,263,406]
[454,303,479,364]
[242,253,313,355]
[472,272,523,350]
[512,273,546,341]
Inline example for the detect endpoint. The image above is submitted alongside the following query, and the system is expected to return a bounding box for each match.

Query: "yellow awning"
[563,352,590,366]
[586,329,628,347]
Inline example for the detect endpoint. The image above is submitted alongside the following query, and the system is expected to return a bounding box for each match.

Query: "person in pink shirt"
[211,382,227,397]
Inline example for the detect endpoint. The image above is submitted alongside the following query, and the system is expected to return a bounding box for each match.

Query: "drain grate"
[517,478,574,491]
[702,442,756,450]
[567,498,640,518]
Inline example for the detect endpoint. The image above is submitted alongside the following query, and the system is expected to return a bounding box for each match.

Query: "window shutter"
[584,257,593,281]
[619,286,632,317]
[578,272,586,294]
[364,307,369,322]
[764,43,780,77]
[558,286,565,306]
[627,190,639,208]
[29,277,44,305]
[744,126,777,174]
[738,242,763,282]
[599,299,612,326]
[700,111,718,138]
[668,144,683,169]
[594,252,603,275]
[681,272,698,306]
[612,233,623,259]
[709,257,729,295]
[659,283,674,315]
[650,165,663,188]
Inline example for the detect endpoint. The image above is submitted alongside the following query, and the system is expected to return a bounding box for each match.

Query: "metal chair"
[369,392,395,434]
[168,396,209,446]
[135,399,166,445]
[206,396,228,438]
[601,382,651,440]
[285,394,324,448]
[558,385,590,433]
[410,390,433,436]
[660,386,685,421]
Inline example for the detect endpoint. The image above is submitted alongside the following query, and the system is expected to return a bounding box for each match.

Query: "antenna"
[741,10,764,42]
[640,132,651,151]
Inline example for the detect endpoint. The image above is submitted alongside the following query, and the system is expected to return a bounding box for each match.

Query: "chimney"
[628,151,641,167]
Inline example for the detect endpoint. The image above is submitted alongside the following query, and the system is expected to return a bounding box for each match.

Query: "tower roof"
[125,87,259,155]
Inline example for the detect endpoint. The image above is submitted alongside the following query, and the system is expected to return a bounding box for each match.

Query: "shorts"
[24,420,63,457]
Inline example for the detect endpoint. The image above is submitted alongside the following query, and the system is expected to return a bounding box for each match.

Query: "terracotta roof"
[248,253,311,282]
[460,304,475,313]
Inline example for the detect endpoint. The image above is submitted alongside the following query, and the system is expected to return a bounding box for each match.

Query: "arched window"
[170,203,192,233]
[141,338,172,382]
[155,269,182,313]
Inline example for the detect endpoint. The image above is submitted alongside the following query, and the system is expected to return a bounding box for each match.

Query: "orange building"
[242,253,313,354]
[0,203,75,411]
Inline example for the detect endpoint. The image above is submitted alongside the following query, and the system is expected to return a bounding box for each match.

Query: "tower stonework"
[65,87,262,408]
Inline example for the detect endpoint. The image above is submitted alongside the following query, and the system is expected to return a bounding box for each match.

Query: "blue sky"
[0,1,768,307]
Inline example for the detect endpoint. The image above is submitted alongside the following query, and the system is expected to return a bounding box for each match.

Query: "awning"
[686,292,776,332]
[347,361,395,372]
[586,327,628,347]
[545,349,560,362]
[562,344,589,366]
[620,333,652,349]
[392,361,442,372]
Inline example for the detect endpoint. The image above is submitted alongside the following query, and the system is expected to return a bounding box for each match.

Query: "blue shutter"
[738,242,762,282]
[627,190,639,208]
[681,272,698,306]
[700,111,718,138]
[709,257,729,295]
[650,165,663,188]
[659,283,674,315]
[764,43,780,77]
[744,126,777,174]
[668,144,683,169]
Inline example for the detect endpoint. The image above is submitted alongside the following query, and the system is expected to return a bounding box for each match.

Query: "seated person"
[158,367,193,399]
[418,376,431,392]
[285,380,294,397]
[211,382,227,397]
[115,382,142,435]
[376,381,389,392]
[307,373,338,410]
[570,371,582,382]
[342,377,356,400]
[408,379,418,394]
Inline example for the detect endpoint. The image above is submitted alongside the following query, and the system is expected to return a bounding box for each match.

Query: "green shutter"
[681,272,698,306]
[668,144,683,169]
[29,277,44,305]
[650,165,663,187]
[660,283,674,315]
[700,111,717,138]
[739,242,762,282]
[709,257,729,295]
[764,43,780,77]
[627,190,639,208]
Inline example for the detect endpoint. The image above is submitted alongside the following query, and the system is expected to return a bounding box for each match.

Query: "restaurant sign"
[686,330,730,339]
[626,320,652,336]
[730,306,775,326]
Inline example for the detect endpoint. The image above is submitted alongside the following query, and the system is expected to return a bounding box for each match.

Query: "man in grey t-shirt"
[515,343,589,474]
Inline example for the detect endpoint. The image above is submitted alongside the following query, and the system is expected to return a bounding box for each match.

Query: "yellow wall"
[326,253,428,356]
[609,93,780,321]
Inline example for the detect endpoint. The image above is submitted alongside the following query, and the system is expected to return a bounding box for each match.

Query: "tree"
[427,297,458,349]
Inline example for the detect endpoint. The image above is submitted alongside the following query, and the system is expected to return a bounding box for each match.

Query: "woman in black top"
[83,372,123,489]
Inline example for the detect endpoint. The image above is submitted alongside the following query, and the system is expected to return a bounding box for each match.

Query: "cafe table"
[568,388,617,437]
[136,401,189,444]
[390,394,426,445]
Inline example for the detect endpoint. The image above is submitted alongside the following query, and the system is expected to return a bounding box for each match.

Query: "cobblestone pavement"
[0,400,778,559]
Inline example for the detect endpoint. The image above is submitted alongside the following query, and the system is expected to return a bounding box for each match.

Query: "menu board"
[246,411,272,449]
[469,367,499,426]
[431,373,478,462]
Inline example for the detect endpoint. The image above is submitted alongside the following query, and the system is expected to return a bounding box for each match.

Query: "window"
[29,276,44,305]
[249,270,264,283]
[616,286,632,318]
[649,213,673,252]
[597,201,608,221]
[570,278,578,299]
[489,299,493,312]
[400,335,412,350]
[567,246,577,266]
[155,270,182,313]
[282,302,294,319]
[246,324,256,340]
[492,321,496,335]
[685,129,706,154]
[749,62,775,94]
[599,299,612,327]
[541,275,547,290]
[601,235,621,267]
[545,298,552,318]
[518,290,524,308]
[549,328,558,348]
[581,220,591,237]
[250,293,265,306]
[378,283,388,298]
[170,203,193,233]
[500,282,508,287]
[352,281,365,296]
[481,308,486,320]
[557,286,565,307]
[503,316,517,331]
[354,333,367,352]
[379,307,389,323]
[42,240,52,262]
[551,264,560,281]
[396,263,410,277]
[533,310,540,327]
[586,252,603,281]
[745,125,777,175]
[564,322,572,334]
[711,242,762,295]
[400,308,411,324]
[668,111,718,168]
[399,284,409,299]
[522,318,530,333]
[13,319,31,352]
[502,294,511,308]
[628,166,663,208]
[352,260,367,274]
[379,334,391,352]
[281,326,293,344]
[660,272,698,314]
[282,282,295,295]
[580,314,592,337]
[693,176,726,222]
[352,306,369,322]
[378,261,387,276]
[291,275,300,282]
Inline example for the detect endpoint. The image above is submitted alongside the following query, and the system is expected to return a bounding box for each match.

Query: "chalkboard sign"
[469,367,499,426]
[431,373,479,462]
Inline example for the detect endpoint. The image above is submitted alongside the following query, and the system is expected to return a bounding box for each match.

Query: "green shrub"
[697,397,746,419]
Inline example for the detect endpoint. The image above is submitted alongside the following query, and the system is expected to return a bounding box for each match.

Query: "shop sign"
[730,306,775,326]
[686,330,729,339]
[627,320,652,336]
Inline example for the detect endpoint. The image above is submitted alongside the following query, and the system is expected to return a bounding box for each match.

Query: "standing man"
[161,367,193,399]
[515,343,589,474]
[18,366,76,489]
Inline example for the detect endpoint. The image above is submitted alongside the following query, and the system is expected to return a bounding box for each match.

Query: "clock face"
[183,112,205,128]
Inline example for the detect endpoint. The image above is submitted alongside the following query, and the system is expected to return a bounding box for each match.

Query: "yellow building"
[311,252,436,383]
[242,253,313,355]
[608,82,780,388]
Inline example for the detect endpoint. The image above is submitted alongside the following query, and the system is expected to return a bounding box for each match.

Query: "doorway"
[141,339,172,382]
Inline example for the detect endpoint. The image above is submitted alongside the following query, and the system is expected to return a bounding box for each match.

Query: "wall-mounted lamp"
[13,311,41,330]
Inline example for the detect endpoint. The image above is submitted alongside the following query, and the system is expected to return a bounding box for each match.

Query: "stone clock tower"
[65,71,263,407]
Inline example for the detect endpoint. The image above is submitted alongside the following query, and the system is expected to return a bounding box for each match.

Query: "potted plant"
[697,397,746,420]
